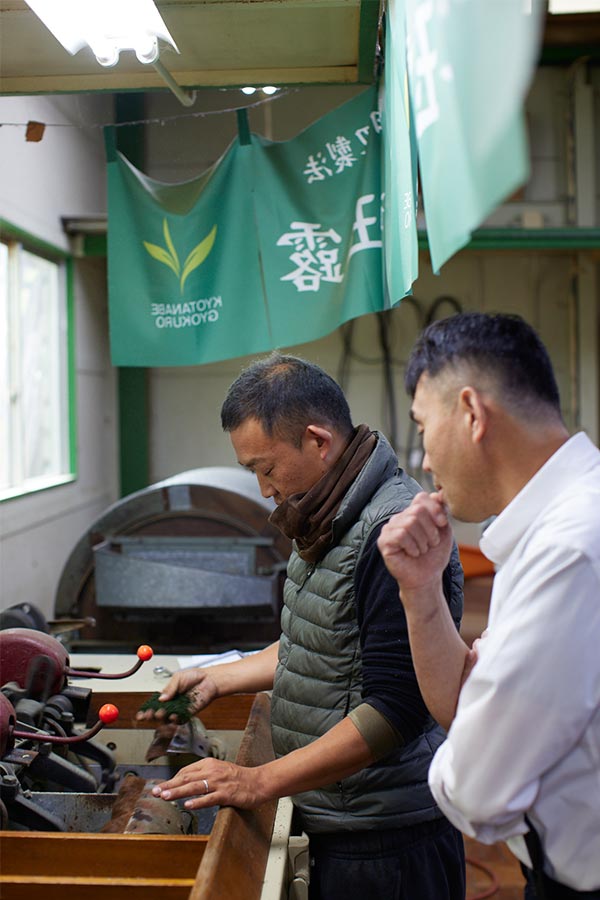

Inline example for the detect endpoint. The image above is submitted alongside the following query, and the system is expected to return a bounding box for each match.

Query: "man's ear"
[304,424,335,460]
[459,386,488,444]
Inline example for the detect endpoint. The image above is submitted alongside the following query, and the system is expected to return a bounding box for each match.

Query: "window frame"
[0,219,77,502]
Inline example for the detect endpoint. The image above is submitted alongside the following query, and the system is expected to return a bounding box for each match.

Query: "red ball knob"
[98,703,119,724]
[137,645,153,661]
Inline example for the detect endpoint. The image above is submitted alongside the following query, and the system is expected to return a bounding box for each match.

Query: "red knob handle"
[98,703,119,724]
[11,703,121,745]
[68,645,154,680]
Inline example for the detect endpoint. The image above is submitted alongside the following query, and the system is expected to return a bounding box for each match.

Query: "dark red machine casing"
[0,692,17,756]
[0,629,69,696]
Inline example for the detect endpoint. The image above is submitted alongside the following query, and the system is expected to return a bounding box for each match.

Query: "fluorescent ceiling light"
[262,86,279,95]
[25,0,178,67]
[549,0,600,12]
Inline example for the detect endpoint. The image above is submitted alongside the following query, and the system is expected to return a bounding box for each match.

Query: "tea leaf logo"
[143,219,217,295]
[143,219,180,278]
[181,226,217,291]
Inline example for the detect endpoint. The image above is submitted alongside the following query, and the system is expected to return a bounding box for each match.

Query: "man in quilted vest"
[149,352,466,900]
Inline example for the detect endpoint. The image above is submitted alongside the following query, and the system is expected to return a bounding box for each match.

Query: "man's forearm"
[256,716,374,800]
[152,711,376,810]
[400,584,470,731]
[376,499,472,731]
[208,641,279,696]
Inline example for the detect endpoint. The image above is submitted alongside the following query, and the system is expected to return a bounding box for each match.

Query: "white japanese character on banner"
[277,223,343,292]
[354,113,380,156]
[349,195,383,258]
[326,136,357,173]
[303,152,333,183]
[355,125,370,148]
[369,110,383,134]
[408,0,454,139]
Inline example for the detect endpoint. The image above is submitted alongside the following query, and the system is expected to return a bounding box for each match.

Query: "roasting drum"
[54,468,291,652]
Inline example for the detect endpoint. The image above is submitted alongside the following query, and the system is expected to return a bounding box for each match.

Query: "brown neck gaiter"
[269,424,377,564]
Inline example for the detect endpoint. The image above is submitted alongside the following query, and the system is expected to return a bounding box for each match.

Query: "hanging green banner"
[106,137,268,367]
[251,87,386,348]
[382,0,419,304]
[106,87,392,367]
[405,0,544,272]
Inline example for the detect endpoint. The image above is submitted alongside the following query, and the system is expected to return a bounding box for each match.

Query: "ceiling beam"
[0,66,359,96]
[543,11,600,44]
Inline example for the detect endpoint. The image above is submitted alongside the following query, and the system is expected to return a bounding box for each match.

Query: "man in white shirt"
[377,312,600,898]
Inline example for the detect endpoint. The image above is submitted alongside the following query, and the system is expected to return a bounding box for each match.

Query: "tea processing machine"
[0,468,309,898]
[0,628,156,831]
[54,467,292,653]
[0,625,308,900]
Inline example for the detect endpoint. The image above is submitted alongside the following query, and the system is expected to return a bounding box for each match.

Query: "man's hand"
[378,492,471,731]
[377,492,453,594]
[136,668,219,723]
[152,759,268,810]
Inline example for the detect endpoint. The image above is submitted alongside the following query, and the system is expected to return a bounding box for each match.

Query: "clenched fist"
[378,491,453,594]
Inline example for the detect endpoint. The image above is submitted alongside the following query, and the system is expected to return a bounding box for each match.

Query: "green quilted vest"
[270,432,463,832]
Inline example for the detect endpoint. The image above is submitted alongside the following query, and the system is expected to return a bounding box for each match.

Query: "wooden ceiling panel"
[0,0,376,94]
[1,2,597,97]
[168,6,360,72]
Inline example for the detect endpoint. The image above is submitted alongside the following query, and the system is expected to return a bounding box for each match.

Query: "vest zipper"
[296,563,317,593]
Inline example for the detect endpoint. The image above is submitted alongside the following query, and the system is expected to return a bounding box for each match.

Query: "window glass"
[0,237,71,498]
[0,242,9,491]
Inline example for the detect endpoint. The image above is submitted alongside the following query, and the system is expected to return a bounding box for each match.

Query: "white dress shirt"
[429,432,600,891]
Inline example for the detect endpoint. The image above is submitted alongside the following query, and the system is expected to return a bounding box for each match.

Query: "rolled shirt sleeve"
[348,702,404,760]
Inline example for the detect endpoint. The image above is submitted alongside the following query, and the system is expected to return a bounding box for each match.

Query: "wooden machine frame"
[0,692,279,900]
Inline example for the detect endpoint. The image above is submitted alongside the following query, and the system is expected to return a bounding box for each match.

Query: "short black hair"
[405,312,561,416]
[221,352,354,446]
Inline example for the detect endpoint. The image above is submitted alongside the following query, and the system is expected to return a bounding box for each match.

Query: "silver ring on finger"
[202,778,209,795]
